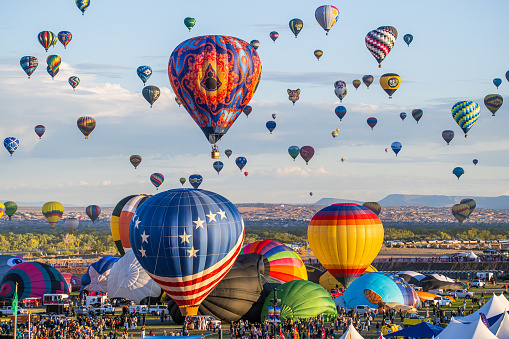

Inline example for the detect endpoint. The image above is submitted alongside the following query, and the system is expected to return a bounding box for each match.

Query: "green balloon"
[4,201,17,221]
[261,280,337,321]
[184,17,196,31]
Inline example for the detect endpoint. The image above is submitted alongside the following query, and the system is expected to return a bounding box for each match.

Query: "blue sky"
[0,0,508,206]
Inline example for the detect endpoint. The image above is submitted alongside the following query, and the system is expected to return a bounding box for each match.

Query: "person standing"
[141,326,145,339]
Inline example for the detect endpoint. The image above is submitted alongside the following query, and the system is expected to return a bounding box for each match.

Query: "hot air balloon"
[3,137,19,157]
[400,112,407,121]
[46,55,61,79]
[484,94,503,116]
[130,188,245,316]
[42,201,64,228]
[0,262,69,300]
[288,146,300,161]
[411,109,423,123]
[150,173,164,190]
[184,17,196,31]
[289,19,303,38]
[271,114,276,120]
[86,205,101,224]
[243,105,252,117]
[442,130,454,145]
[38,31,55,52]
[107,250,161,304]
[460,199,476,217]
[314,50,323,61]
[308,203,383,288]
[111,195,137,256]
[380,73,400,98]
[341,158,345,163]
[76,0,90,15]
[391,141,402,156]
[250,40,260,50]
[452,101,480,137]
[266,121,276,134]
[51,34,58,48]
[334,81,347,102]
[68,76,80,91]
[20,56,38,78]
[385,148,388,153]
[403,34,413,46]
[236,157,247,171]
[362,75,374,88]
[142,86,160,108]
[225,149,232,158]
[130,155,142,169]
[288,89,300,105]
[269,31,279,42]
[241,240,308,283]
[34,125,45,139]
[362,202,381,216]
[331,131,338,139]
[310,192,313,197]
[473,159,478,166]
[300,146,314,165]
[452,203,470,223]
[335,106,347,121]
[365,26,397,67]
[0,256,24,281]
[189,174,203,189]
[0,204,4,218]
[168,36,261,149]
[77,116,96,139]
[119,195,151,253]
[213,161,224,174]
[352,80,361,90]
[81,257,118,292]
[315,5,339,35]
[452,167,464,180]
[175,97,182,107]
[4,202,17,221]
[180,177,186,186]
[244,171,248,177]
[137,66,152,85]
[65,218,79,232]
[367,117,377,130]
[493,78,502,89]
[57,31,72,48]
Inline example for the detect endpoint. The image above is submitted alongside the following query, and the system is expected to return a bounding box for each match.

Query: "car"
[0,306,28,316]
[187,315,221,327]
[149,305,168,316]
[74,306,91,315]
[471,280,485,288]
[110,298,132,306]
[89,304,115,315]
[346,305,377,315]
[432,296,452,306]
[448,289,475,299]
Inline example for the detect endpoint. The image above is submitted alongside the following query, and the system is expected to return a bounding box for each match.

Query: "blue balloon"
[137,66,152,85]
[391,141,402,156]
[506,71,509,83]
[4,137,19,157]
[20,56,38,78]
[129,188,245,315]
[235,157,247,171]
[493,78,502,89]
[288,146,300,161]
[453,167,464,180]
[213,161,223,174]
[266,121,276,134]
[400,112,407,121]
[189,174,203,189]
[403,34,413,47]
[81,256,118,291]
[335,106,346,121]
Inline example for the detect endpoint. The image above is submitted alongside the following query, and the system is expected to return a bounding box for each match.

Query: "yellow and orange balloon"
[42,201,64,228]
[308,203,384,288]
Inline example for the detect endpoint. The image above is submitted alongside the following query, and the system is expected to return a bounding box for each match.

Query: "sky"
[1,0,508,206]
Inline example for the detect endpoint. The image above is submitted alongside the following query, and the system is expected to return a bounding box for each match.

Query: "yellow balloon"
[319,264,377,291]
[42,201,64,228]
[379,73,400,99]
[0,203,4,218]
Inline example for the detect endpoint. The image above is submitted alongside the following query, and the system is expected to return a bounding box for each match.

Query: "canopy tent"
[458,294,509,323]
[385,321,443,338]
[437,317,498,339]
[490,311,509,339]
[339,324,365,339]
[467,251,478,259]
[488,311,509,327]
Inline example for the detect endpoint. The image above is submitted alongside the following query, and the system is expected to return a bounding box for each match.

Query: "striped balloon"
[367,117,378,130]
[77,116,96,139]
[452,101,480,137]
[362,75,374,88]
[452,203,470,224]
[119,195,151,252]
[150,173,164,190]
[68,76,80,90]
[0,204,4,218]
[130,155,142,169]
[38,31,55,52]
[241,240,307,283]
[34,125,45,139]
[315,5,339,35]
[460,199,476,217]
[42,201,64,228]
[111,195,137,256]
[20,56,38,78]
[412,109,423,123]
[86,205,101,223]
[365,26,397,67]
[189,174,202,189]
[484,94,503,116]
[46,55,61,79]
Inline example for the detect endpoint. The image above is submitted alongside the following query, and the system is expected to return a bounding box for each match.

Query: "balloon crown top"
[331,203,359,206]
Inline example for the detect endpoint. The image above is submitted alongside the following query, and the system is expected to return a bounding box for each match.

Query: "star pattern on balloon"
[217,209,227,219]
[179,230,191,244]
[193,217,204,229]
[206,211,217,222]
[187,247,199,258]
[141,231,149,243]
[139,247,146,257]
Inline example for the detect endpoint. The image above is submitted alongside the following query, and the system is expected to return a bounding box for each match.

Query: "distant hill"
[313,198,363,206]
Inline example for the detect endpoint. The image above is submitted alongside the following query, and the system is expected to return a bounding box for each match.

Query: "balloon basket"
[179,305,199,316]
[211,151,220,159]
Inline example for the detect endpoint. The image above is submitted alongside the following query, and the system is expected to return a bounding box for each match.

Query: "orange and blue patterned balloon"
[46,55,61,80]
[3,137,19,157]
[76,0,90,15]
[77,116,96,139]
[452,101,480,137]
[362,75,374,88]
[38,31,55,52]
[150,173,164,190]
[168,36,262,146]
[58,31,72,48]
[189,174,202,189]
[484,94,503,116]
[20,56,38,78]
[68,76,80,91]
[412,109,423,123]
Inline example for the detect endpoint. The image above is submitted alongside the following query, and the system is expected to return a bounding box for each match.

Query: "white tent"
[468,251,479,259]
[437,317,498,339]
[459,294,509,323]
[490,311,509,339]
[339,324,364,339]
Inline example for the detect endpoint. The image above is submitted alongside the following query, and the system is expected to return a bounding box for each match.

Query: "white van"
[85,295,107,307]
[129,305,148,314]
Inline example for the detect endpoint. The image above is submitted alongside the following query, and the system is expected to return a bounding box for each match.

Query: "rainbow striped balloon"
[150,173,164,190]
[77,116,96,139]
[452,101,480,137]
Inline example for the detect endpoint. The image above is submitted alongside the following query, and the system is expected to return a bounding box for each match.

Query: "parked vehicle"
[471,280,485,288]
[129,305,148,314]
[89,304,115,315]
[187,315,221,327]
[0,306,28,316]
[345,305,377,315]
[74,306,91,315]
[432,296,452,306]
[149,305,168,316]
[448,289,475,299]
[110,298,132,306]
[85,295,107,307]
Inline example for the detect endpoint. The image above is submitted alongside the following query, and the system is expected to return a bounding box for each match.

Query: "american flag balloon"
[130,188,244,316]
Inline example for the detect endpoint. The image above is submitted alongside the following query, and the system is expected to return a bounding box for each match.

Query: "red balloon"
[244,171,249,177]
[300,146,315,165]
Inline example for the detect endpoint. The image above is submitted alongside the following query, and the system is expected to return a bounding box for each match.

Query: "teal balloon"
[451,101,480,137]
[493,78,502,89]
[288,146,300,161]
[453,167,464,180]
